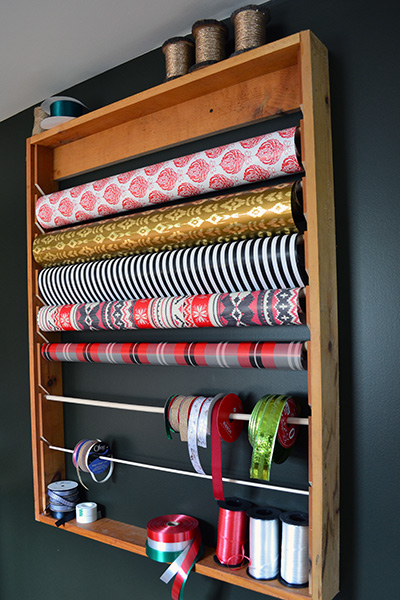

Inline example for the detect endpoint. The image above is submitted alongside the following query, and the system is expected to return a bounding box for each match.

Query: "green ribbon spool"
[164,395,178,439]
[249,394,293,480]
[50,100,85,117]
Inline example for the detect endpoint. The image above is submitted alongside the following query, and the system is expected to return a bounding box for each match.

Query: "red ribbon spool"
[215,497,252,567]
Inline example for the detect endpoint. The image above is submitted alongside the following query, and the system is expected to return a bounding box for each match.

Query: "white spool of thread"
[247,506,281,580]
[279,511,309,587]
[76,502,98,524]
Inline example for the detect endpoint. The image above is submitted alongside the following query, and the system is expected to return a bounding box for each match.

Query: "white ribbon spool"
[76,502,98,524]
[247,507,281,580]
[280,511,309,587]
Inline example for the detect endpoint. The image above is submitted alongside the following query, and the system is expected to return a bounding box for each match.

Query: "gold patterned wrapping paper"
[33,182,302,267]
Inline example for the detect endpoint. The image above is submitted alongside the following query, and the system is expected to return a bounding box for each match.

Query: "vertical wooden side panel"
[27,141,65,518]
[300,32,339,600]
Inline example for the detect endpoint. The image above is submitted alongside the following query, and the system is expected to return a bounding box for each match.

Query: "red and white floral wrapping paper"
[36,127,302,229]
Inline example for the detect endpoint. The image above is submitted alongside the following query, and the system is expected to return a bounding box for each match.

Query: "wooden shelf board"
[30,33,301,149]
[39,515,310,599]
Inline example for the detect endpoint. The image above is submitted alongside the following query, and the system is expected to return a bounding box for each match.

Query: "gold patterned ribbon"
[248,394,289,481]
[33,182,301,267]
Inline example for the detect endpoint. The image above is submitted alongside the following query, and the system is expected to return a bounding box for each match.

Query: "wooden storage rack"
[27,30,339,600]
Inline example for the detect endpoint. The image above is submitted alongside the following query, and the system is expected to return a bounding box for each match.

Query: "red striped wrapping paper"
[37,289,304,332]
[41,341,306,370]
[36,127,302,229]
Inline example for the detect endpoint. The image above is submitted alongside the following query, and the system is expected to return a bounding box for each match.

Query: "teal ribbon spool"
[50,100,85,118]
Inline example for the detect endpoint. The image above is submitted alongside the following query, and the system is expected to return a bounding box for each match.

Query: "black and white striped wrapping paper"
[38,234,307,305]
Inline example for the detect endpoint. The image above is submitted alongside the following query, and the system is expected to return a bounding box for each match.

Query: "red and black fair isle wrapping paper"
[36,127,302,229]
[41,341,306,370]
[38,234,308,306]
[37,288,304,332]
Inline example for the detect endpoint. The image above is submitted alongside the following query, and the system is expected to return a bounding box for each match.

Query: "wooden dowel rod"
[45,394,308,426]
[44,442,309,496]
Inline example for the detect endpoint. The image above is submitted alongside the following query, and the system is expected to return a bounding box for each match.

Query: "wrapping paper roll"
[33,181,303,268]
[38,234,308,305]
[37,288,304,332]
[36,127,302,230]
[41,341,306,370]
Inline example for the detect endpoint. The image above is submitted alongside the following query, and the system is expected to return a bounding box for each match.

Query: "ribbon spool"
[146,514,202,600]
[215,497,252,567]
[47,480,79,524]
[247,506,281,580]
[248,395,300,481]
[162,36,195,81]
[72,439,114,489]
[230,4,270,56]
[190,19,228,71]
[76,501,98,524]
[279,511,309,588]
[165,393,243,500]
[40,96,88,130]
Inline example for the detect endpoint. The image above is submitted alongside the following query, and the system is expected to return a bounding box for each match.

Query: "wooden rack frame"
[27,30,339,600]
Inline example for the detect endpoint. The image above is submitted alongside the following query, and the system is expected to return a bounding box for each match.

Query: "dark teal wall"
[1,0,399,598]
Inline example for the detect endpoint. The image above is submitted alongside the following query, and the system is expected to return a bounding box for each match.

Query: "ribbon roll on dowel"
[36,127,302,229]
[166,393,243,500]
[37,288,305,332]
[41,341,307,370]
[38,234,308,305]
[32,181,305,267]
[248,395,300,481]
[146,514,202,600]
[72,439,114,489]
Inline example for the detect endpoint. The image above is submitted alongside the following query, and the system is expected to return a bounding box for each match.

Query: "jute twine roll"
[231,4,270,55]
[32,106,48,135]
[190,19,228,71]
[162,36,195,81]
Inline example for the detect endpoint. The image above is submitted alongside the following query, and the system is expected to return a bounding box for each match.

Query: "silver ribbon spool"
[247,507,281,580]
[280,511,309,587]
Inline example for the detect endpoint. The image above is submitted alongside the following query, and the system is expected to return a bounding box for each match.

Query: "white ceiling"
[0,0,269,123]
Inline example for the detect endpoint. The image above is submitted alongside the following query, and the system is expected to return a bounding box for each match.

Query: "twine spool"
[162,36,195,81]
[231,4,270,55]
[190,19,228,71]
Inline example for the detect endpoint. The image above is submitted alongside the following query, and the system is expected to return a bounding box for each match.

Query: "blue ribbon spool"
[50,99,84,118]
[40,96,88,130]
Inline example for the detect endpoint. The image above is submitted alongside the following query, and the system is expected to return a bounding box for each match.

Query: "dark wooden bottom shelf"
[39,515,310,599]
